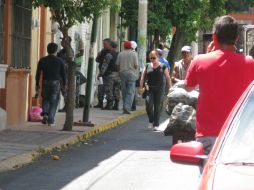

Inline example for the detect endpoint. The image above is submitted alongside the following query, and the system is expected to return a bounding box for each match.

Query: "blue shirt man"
[156,48,170,70]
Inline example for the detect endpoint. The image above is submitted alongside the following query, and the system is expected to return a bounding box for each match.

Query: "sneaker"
[48,123,56,127]
[153,126,160,131]
[123,109,131,114]
[41,116,48,125]
[147,123,153,129]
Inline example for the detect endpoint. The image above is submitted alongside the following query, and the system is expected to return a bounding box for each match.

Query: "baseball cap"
[131,41,137,50]
[124,41,132,49]
[181,45,191,52]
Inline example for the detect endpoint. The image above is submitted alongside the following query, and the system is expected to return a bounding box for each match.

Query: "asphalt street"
[0,112,200,190]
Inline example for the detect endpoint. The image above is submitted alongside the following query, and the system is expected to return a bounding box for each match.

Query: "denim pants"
[145,86,165,126]
[120,72,136,111]
[41,80,60,124]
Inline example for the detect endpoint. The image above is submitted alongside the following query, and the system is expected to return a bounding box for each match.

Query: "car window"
[219,88,254,164]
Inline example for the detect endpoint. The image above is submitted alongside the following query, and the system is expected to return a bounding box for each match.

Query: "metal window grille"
[11,0,32,68]
[0,1,4,64]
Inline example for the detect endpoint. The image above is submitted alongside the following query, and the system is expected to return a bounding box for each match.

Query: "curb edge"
[0,109,146,173]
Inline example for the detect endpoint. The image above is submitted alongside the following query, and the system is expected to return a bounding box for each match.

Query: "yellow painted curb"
[0,109,146,173]
[42,109,145,152]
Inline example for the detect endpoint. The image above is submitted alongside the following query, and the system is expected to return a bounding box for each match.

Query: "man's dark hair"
[47,42,58,54]
[158,42,164,50]
[103,38,112,43]
[213,15,238,45]
[249,46,254,58]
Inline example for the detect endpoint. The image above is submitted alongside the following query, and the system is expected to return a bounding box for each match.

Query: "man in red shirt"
[185,15,254,154]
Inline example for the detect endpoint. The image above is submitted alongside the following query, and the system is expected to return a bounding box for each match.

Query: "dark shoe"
[113,100,119,110]
[123,109,131,114]
[42,116,48,125]
[102,101,113,110]
[94,100,103,108]
[131,106,136,111]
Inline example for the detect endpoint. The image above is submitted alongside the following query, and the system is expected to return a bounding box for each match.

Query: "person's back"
[117,50,138,73]
[35,42,66,126]
[185,15,254,154]
[187,50,254,137]
[38,55,66,82]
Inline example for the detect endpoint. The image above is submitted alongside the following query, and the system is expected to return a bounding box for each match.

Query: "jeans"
[120,72,136,111]
[41,80,60,124]
[145,86,165,126]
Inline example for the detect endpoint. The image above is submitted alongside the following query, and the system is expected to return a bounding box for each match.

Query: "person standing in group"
[185,15,254,154]
[94,38,112,109]
[172,45,192,83]
[158,42,170,59]
[116,41,139,114]
[57,37,70,112]
[102,41,121,110]
[140,50,171,130]
[35,42,67,126]
[131,41,139,111]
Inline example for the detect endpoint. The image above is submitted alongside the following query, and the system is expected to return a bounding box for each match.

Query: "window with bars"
[11,0,32,69]
[0,1,4,65]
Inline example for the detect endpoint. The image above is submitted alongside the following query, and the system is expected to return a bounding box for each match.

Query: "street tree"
[120,0,172,48]
[165,0,226,66]
[32,0,119,131]
[120,0,228,67]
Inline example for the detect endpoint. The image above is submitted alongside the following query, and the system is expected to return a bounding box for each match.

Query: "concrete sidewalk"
[0,106,145,173]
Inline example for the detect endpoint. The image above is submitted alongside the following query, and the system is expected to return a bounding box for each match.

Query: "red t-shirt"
[185,50,254,137]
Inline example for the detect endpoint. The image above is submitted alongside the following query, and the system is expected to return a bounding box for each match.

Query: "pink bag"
[29,106,43,122]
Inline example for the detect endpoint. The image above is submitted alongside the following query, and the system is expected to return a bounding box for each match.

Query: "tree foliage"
[32,0,119,33]
[120,0,172,40]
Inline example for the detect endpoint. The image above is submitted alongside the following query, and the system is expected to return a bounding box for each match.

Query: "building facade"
[0,1,122,130]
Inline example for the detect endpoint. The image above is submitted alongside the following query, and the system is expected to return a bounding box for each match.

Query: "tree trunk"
[153,29,160,49]
[63,60,76,131]
[62,34,75,131]
[167,29,187,74]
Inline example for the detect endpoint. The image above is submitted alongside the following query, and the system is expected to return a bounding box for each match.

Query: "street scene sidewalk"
[0,106,145,173]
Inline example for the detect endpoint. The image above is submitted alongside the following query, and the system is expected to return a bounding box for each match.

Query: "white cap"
[181,45,191,52]
[131,41,137,50]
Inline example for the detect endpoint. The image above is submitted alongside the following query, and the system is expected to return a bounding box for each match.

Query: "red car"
[170,81,254,190]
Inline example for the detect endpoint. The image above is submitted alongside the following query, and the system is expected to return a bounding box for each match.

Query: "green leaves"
[32,0,118,31]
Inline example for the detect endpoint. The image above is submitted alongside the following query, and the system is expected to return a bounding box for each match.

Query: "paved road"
[0,113,200,190]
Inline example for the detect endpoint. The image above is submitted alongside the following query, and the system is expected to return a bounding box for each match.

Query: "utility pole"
[74,17,97,127]
[137,0,148,71]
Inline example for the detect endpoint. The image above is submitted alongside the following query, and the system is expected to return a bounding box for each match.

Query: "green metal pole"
[83,17,97,122]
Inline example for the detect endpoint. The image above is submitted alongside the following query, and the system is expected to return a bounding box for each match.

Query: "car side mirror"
[170,141,206,164]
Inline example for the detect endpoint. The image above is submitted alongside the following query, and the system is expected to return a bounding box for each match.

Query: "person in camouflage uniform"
[94,38,112,108]
[102,41,121,110]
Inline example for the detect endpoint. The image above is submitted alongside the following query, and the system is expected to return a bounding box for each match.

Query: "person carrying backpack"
[140,50,171,130]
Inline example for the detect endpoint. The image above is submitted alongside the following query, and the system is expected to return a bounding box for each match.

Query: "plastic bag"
[164,103,196,136]
[29,106,43,122]
[166,85,199,115]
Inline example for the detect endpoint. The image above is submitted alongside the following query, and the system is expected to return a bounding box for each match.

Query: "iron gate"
[11,0,32,68]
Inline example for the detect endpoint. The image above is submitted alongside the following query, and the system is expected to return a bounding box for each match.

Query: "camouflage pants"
[97,84,105,101]
[104,72,121,101]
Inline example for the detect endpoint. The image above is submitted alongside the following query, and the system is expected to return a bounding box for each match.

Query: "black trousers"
[145,86,165,126]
